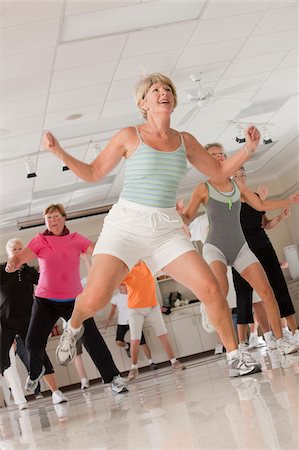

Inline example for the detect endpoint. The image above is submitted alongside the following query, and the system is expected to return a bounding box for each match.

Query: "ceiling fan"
[177,73,257,128]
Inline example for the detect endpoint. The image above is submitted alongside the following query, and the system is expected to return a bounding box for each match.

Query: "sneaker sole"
[239,365,262,376]
[25,366,46,392]
[112,386,129,394]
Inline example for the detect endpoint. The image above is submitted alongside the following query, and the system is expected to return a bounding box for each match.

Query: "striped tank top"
[120,127,187,208]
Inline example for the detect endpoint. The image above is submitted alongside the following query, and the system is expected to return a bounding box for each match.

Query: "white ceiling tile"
[0,2,63,28]
[238,30,298,58]
[55,35,127,71]
[0,115,44,138]
[203,1,270,19]
[190,12,262,45]
[114,49,181,80]
[277,49,299,69]
[172,62,229,88]
[48,84,109,113]
[176,39,246,69]
[2,19,60,57]
[107,78,137,101]
[123,21,197,57]
[44,104,103,130]
[0,160,36,197]
[0,48,55,82]
[101,98,136,118]
[271,1,298,8]
[0,73,51,102]
[65,1,138,16]
[51,60,118,92]
[254,6,298,34]
[29,195,73,217]
[70,184,111,203]
[0,132,41,160]
[223,51,286,79]
[1,96,47,122]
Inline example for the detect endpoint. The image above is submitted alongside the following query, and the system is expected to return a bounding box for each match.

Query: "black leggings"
[26,297,120,383]
[233,243,295,324]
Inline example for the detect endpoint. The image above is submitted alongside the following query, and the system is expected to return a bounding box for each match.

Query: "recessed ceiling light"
[0,128,10,136]
[65,113,83,120]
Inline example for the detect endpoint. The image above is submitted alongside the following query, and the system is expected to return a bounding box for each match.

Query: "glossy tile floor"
[1,348,299,450]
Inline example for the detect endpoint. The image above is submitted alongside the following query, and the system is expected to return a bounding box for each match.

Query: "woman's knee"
[198,279,223,303]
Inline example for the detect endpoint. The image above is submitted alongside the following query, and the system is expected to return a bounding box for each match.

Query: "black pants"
[26,297,120,383]
[233,243,295,324]
[0,317,51,375]
[15,335,41,395]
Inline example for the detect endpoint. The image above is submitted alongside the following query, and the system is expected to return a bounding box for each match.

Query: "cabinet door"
[103,335,126,374]
[171,317,204,357]
[195,316,218,351]
[67,348,99,383]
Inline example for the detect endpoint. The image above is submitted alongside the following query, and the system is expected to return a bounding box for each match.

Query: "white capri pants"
[128,306,167,340]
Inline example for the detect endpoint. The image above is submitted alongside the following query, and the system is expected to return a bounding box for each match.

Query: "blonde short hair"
[134,73,177,119]
[204,143,223,151]
[6,238,23,255]
[43,203,66,218]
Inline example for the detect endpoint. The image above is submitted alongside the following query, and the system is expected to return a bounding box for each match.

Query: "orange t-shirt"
[123,261,158,308]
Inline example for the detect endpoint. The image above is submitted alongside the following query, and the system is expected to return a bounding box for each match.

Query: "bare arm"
[177,183,208,225]
[262,208,291,230]
[6,247,37,272]
[105,304,117,329]
[85,242,95,257]
[42,127,136,183]
[183,125,260,180]
[239,183,299,211]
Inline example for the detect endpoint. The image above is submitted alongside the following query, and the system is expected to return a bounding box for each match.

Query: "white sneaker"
[18,402,28,411]
[293,330,299,347]
[277,338,298,355]
[200,302,214,333]
[80,378,90,390]
[111,375,129,393]
[264,332,277,350]
[227,345,262,377]
[214,343,224,354]
[248,334,266,349]
[282,328,294,343]
[127,367,139,381]
[52,390,68,404]
[24,366,45,392]
[55,325,84,366]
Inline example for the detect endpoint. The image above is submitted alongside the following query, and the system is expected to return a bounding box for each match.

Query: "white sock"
[148,359,153,365]
[170,358,177,365]
[68,322,82,335]
[227,349,238,361]
[282,327,289,333]
[131,364,138,369]
[250,332,257,337]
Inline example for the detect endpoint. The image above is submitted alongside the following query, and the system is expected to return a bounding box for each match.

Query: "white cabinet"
[287,279,299,325]
[171,316,204,357]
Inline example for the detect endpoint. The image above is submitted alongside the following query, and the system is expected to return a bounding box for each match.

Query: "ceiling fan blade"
[177,106,198,128]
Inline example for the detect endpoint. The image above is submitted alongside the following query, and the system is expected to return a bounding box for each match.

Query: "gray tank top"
[205,179,246,265]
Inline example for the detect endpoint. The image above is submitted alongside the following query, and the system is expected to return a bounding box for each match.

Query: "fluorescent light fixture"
[61,1,205,42]
[17,205,113,230]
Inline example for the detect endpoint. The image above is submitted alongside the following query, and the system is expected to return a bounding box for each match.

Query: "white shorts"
[128,305,167,340]
[203,242,258,274]
[93,199,195,274]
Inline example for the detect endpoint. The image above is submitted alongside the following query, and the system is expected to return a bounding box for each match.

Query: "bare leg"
[74,354,87,380]
[284,314,298,334]
[158,333,175,360]
[141,344,152,360]
[130,340,140,365]
[252,302,270,334]
[70,255,129,328]
[238,324,249,343]
[240,263,282,339]
[209,261,229,348]
[43,373,58,393]
[163,251,238,353]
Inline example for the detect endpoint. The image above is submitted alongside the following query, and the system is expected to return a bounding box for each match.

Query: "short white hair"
[5,238,23,255]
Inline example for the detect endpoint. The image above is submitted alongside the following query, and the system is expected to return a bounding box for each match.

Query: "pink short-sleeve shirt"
[28,233,91,300]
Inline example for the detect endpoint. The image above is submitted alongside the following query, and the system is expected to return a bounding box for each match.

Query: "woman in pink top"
[6,204,128,401]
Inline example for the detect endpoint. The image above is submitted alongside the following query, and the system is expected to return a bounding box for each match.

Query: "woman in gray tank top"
[179,143,299,356]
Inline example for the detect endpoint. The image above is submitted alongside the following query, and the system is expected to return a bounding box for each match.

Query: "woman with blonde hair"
[14,73,264,377]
